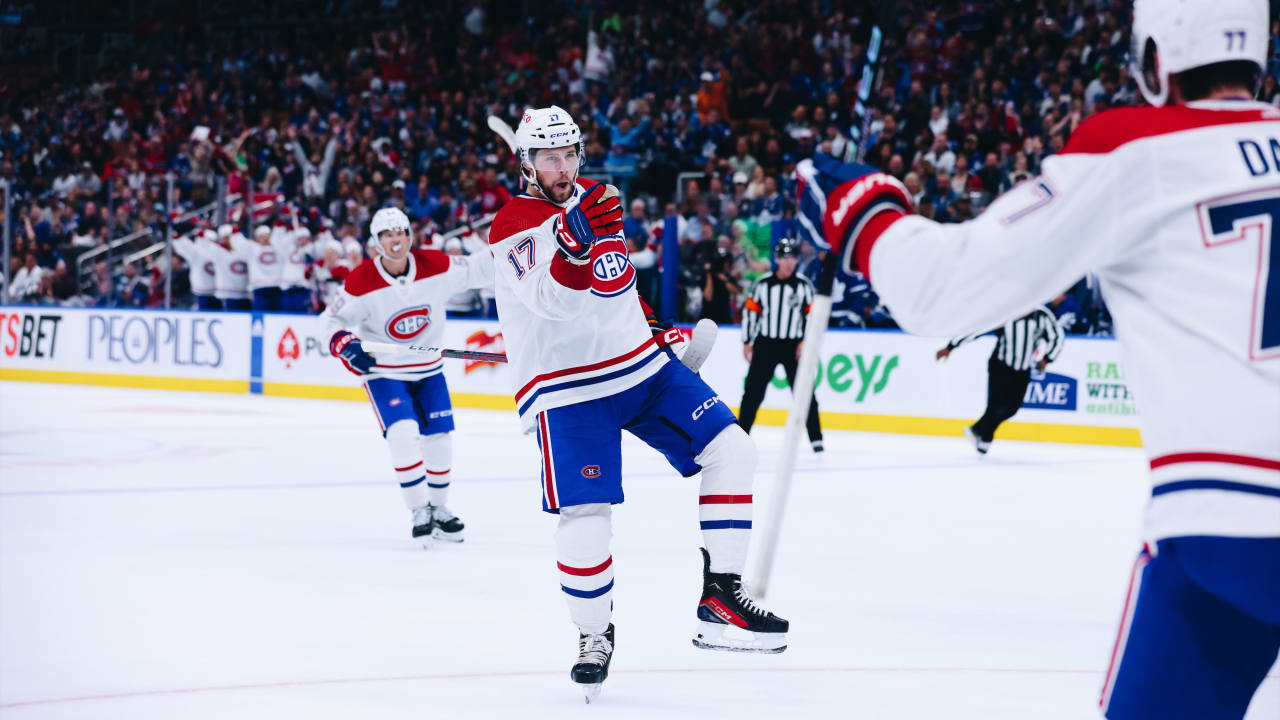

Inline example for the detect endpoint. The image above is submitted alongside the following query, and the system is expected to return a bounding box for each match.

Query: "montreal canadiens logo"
[259,250,277,264]
[589,238,636,298]
[386,305,432,341]
[230,260,248,274]
[581,465,601,478]
[203,261,215,276]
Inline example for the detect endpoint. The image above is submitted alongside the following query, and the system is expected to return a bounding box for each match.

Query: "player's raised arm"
[442,242,495,295]
[800,132,1145,338]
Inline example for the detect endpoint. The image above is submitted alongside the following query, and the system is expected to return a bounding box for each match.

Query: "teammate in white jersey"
[274,223,314,313]
[233,225,284,312]
[323,207,493,545]
[800,2,1277,717]
[172,230,218,310]
[203,224,251,311]
[488,106,788,702]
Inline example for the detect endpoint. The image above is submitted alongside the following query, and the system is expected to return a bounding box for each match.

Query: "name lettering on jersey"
[385,305,432,341]
[589,238,636,297]
[692,395,723,421]
[1237,138,1280,177]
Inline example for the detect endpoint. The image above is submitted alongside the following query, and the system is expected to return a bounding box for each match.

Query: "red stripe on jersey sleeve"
[549,253,593,290]
[855,209,908,285]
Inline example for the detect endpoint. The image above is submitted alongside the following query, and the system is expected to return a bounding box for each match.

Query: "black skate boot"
[692,548,788,653]
[428,504,465,542]
[571,623,614,704]
[411,505,434,547]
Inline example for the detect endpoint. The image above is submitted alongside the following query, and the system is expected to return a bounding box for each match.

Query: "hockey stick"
[750,25,886,600]
[750,258,835,599]
[487,115,518,154]
[363,340,508,364]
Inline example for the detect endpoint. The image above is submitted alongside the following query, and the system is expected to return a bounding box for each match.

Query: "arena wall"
[0,307,1141,447]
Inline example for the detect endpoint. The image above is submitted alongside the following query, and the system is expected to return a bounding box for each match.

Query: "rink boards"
[0,306,1141,447]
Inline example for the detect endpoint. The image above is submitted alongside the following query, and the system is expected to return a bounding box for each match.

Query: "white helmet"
[216,223,233,239]
[514,105,583,200]
[369,206,412,256]
[254,225,271,238]
[1131,0,1268,106]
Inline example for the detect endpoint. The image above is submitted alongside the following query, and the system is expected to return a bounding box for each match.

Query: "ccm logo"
[581,465,601,478]
[692,396,723,421]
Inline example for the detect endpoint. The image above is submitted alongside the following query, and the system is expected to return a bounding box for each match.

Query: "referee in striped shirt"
[740,239,824,453]
[936,305,1064,454]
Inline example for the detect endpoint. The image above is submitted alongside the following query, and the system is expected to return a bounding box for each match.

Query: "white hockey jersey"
[172,233,215,296]
[201,233,250,301]
[232,238,284,291]
[323,248,494,381]
[273,226,313,289]
[489,179,667,432]
[858,100,1280,541]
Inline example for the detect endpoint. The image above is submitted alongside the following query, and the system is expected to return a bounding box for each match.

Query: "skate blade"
[692,621,787,654]
[581,682,603,704]
[431,529,465,543]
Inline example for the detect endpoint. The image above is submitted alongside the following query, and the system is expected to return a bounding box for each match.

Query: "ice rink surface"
[1,381,1276,719]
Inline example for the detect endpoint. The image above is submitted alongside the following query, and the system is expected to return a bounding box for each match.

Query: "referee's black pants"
[739,338,823,443]
[973,357,1030,442]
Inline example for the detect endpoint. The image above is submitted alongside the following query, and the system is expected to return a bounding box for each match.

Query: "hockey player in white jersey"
[203,224,251,311]
[234,225,285,312]
[172,230,218,309]
[488,106,788,702]
[323,207,493,545]
[274,223,314,314]
[799,2,1277,717]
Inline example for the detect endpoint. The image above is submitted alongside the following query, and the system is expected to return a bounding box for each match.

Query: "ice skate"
[429,504,465,542]
[411,505,435,548]
[963,425,990,455]
[571,623,614,704]
[692,548,788,653]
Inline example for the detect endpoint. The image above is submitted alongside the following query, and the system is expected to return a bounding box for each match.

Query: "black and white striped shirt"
[948,306,1064,371]
[742,273,814,344]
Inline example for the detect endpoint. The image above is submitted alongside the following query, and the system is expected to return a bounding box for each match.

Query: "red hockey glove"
[797,154,913,280]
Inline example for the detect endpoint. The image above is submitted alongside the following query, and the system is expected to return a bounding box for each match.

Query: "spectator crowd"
[6,1,1276,332]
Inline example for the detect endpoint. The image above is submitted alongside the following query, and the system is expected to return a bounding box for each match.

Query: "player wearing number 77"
[487,105,788,703]
[799,2,1278,718]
